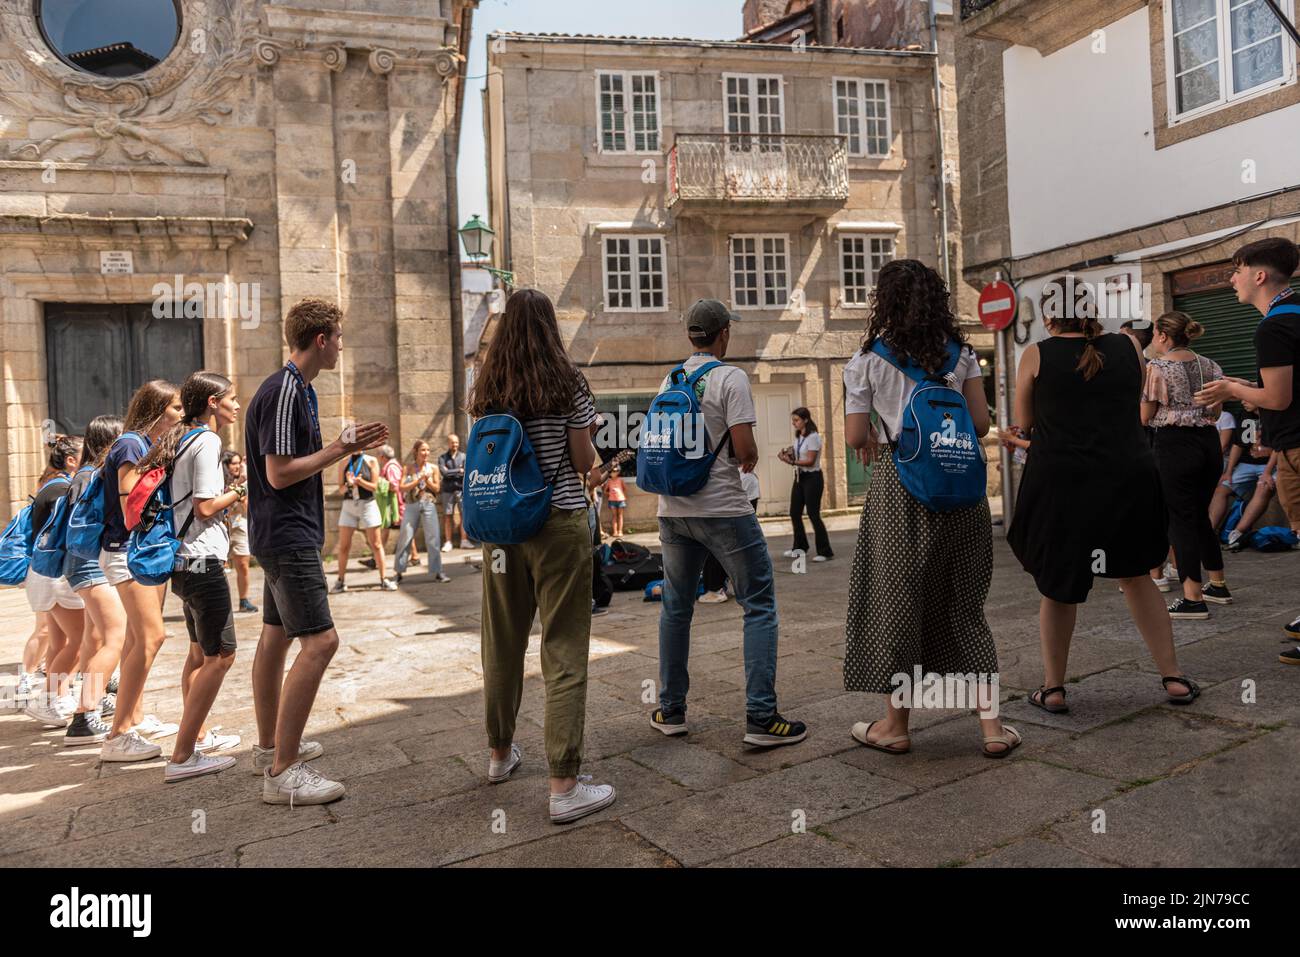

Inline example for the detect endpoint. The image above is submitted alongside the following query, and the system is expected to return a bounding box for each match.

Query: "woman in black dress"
[1008,278,1199,711]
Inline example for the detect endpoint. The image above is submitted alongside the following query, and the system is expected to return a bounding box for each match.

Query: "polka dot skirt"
[843,452,999,694]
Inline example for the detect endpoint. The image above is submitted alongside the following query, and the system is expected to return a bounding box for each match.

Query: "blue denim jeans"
[394,500,442,576]
[657,513,779,720]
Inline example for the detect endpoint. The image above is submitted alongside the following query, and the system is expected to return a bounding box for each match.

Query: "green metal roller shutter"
[1173,279,1300,382]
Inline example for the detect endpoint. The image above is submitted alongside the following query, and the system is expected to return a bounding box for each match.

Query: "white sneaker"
[194,728,241,753]
[549,780,616,824]
[488,743,522,783]
[380,578,398,592]
[782,549,797,558]
[251,740,323,775]
[14,672,40,704]
[100,731,162,763]
[1153,576,1174,593]
[697,589,729,604]
[24,697,69,728]
[332,579,348,593]
[441,541,453,553]
[131,715,179,739]
[263,762,345,807]
[166,751,236,783]
[813,555,830,563]
[433,572,451,583]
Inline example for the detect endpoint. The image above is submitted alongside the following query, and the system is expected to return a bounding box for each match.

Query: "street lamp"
[458,214,514,285]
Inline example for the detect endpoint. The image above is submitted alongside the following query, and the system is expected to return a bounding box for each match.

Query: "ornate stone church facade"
[0,0,474,515]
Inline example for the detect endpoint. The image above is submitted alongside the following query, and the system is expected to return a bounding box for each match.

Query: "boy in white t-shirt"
[648,299,807,749]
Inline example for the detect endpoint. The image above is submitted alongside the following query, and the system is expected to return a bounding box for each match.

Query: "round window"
[36,0,181,78]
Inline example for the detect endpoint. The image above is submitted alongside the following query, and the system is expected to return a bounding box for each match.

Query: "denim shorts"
[257,548,334,639]
[64,550,107,591]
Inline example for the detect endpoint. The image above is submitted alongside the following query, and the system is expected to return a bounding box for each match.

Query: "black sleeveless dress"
[1008,334,1168,603]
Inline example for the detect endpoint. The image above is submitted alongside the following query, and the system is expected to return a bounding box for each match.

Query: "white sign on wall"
[100,251,134,275]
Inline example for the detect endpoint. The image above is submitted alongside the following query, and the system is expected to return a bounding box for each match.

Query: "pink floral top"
[1143,355,1224,429]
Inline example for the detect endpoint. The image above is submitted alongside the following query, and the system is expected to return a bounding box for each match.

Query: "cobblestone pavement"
[2,516,1297,867]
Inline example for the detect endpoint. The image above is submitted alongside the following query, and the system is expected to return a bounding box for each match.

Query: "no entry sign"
[978,280,1016,331]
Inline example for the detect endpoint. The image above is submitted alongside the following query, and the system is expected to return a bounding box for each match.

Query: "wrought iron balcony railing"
[667,133,849,207]
[960,0,1001,19]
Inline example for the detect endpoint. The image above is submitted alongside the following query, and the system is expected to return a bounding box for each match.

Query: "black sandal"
[1162,675,1200,704]
[1029,686,1069,714]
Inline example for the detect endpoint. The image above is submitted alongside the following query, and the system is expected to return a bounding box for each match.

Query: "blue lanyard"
[284,361,320,439]
[1268,288,1294,311]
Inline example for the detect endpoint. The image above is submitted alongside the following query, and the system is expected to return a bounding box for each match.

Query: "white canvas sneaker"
[549,780,616,824]
[487,743,522,783]
[23,697,68,728]
[166,751,236,783]
[131,715,179,739]
[263,762,345,807]
[251,740,323,775]
[100,731,162,763]
[194,728,241,753]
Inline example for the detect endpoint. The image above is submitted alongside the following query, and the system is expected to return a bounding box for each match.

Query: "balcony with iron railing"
[667,133,849,213]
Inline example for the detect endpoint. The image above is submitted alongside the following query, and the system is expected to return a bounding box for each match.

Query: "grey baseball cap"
[684,298,741,336]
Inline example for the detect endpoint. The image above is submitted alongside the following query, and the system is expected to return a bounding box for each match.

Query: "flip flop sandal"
[851,720,911,755]
[1162,675,1200,704]
[1029,686,1069,714]
[982,724,1022,759]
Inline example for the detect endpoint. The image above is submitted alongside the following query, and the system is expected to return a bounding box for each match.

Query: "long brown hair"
[861,259,967,374]
[137,371,231,474]
[1041,275,1105,381]
[94,379,179,465]
[467,288,591,418]
[82,416,124,468]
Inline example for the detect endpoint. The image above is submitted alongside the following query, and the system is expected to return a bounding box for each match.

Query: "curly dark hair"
[861,259,966,373]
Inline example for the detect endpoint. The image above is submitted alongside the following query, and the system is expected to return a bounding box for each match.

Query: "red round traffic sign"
[978,280,1017,331]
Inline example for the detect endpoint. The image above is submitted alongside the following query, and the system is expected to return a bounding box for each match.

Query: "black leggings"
[701,498,759,592]
[1154,425,1223,586]
[791,470,832,558]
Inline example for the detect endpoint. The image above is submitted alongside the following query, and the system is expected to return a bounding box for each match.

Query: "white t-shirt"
[843,343,983,442]
[794,431,822,472]
[740,468,760,502]
[172,430,230,560]
[655,355,758,518]
[1216,410,1236,432]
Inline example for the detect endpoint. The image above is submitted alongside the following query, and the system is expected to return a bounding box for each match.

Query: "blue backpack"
[1247,526,1298,552]
[0,474,72,585]
[67,431,146,560]
[870,339,986,512]
[31,468,88,578]
[462,413,565,545]
[125,428,207,586]
[636,360,732,497]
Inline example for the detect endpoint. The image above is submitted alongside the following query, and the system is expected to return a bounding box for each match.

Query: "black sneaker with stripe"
[1168,598,1210,620]
[64,710,111,747]
[743,711,807,748]
[649,708,687,736]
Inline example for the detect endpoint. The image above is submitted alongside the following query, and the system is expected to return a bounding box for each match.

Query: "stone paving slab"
[2,528,1296,867]
[1048,729,1300,867]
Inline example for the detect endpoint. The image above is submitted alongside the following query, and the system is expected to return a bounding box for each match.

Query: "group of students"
[10,236,1295,820]
[327,435,471,593]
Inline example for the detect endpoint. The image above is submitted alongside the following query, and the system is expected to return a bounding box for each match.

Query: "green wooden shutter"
[1173,279,1300,382]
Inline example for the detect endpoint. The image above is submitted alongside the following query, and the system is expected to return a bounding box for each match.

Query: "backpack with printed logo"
[31,468,87,578]
[462,413,565,545]
[636,360,733,497]
[67,431,146,560]
[869,338,987,512]
[125,428,208,586]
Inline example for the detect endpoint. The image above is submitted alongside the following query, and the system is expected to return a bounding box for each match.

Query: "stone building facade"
[484,17,977,527]
[0,0,475,528]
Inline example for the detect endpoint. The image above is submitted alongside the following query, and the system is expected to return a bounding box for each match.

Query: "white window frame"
[601,233,667,313]
[596,70,662,154]
[722,73,785,149]
[729,233,790,311]
[1164,0,1297,125]
[838,234,895,307]
[832,77,891,157]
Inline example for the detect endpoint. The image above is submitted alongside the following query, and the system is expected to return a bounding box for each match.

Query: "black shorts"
[257,548,334,639]
[170,559,236,657]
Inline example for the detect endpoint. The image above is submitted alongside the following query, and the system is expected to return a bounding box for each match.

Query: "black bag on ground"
[602,539,663,591]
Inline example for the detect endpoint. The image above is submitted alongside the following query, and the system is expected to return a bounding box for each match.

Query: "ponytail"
[136,371,230,475]
[1076,315,1106,382]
